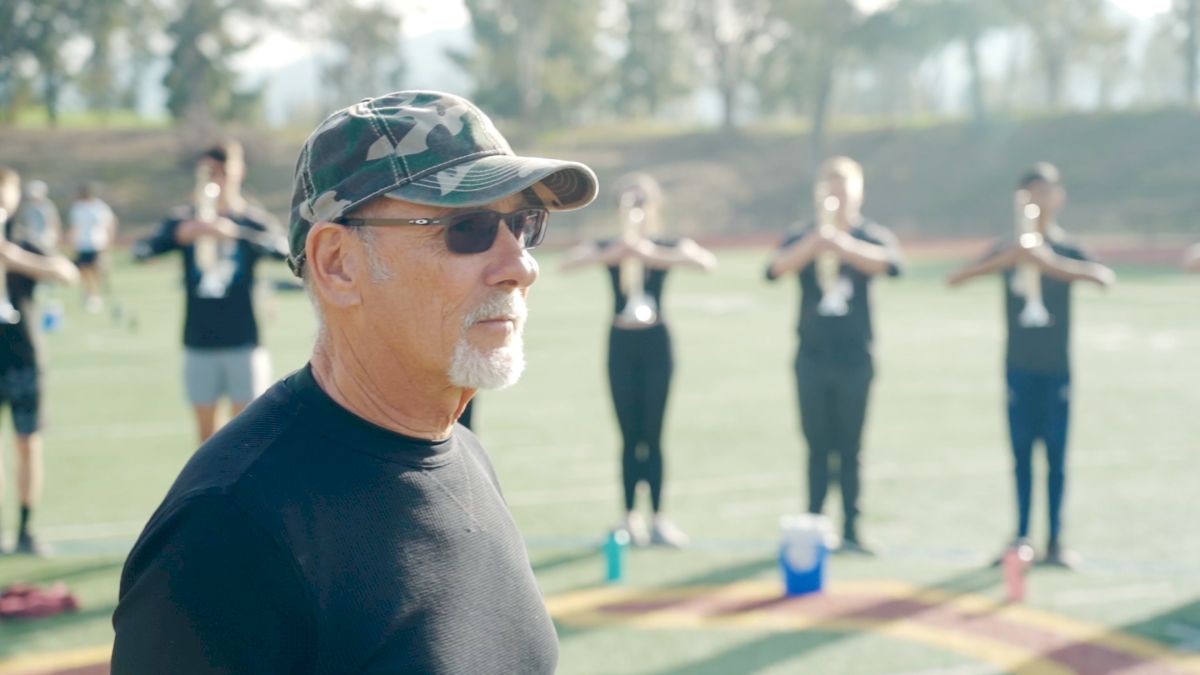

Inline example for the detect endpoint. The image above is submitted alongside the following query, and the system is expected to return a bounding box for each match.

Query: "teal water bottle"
[604,529,630,583]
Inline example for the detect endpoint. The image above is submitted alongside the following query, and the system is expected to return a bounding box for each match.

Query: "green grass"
[1,248,1198,672]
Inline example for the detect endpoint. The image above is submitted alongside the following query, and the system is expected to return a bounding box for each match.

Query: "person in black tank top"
[561,173,716,547]
[765,157,904,555]
[947,163,1115,569]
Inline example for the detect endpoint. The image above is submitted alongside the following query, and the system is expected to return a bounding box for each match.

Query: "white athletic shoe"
[650,515,689,548]
[619,512,650,547]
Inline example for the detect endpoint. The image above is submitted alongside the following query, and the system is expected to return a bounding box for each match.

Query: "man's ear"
[307,222,365,308]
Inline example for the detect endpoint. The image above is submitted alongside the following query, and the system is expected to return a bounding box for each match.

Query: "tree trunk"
[810,60,835,165]
[717,43,738,131]
[1187,0,1198,105]
[1043,48,1064,110]
[43,70,60,127]
[964,32,987,127]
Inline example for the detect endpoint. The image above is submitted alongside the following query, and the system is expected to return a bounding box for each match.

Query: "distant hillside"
[2,110,1198,244]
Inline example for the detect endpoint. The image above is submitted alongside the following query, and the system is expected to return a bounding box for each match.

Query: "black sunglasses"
[334,208,549,255]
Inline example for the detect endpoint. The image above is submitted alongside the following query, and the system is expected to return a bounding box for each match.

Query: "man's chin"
[448,342,526,391]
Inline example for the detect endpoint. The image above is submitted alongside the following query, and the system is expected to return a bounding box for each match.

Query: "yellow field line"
[549,580,1200,674]
[0,644,110,675]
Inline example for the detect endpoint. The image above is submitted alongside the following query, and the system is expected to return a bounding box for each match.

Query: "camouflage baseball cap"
[288,90,599,276]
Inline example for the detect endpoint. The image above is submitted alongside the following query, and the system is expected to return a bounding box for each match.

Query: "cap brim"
[384,155,598,212]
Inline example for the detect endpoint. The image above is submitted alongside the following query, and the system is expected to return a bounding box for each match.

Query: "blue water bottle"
[604,529,630,583]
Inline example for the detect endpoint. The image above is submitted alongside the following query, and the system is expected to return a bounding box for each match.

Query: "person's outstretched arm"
[638,238,717,272]
[0,242,79,285]
[946,242,1016,287]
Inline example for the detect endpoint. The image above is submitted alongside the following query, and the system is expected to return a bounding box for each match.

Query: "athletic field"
[0,246,1197,674]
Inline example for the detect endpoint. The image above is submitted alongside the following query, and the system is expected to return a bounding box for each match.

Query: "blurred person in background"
[68,181,119,313]
[1183,243,1200,272]
[946,162,1115,569]
[12,179,61,253]
[561,172,716,547]
[0,167,80,555]
[133,139,288,442]
[765,156,903,555]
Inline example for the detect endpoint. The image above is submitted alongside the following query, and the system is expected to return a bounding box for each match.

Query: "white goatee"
[448,293,529,390]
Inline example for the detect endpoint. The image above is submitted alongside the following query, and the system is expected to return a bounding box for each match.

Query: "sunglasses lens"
[445,212,501,254]
[509,209,547,249]
[443,209,548,254]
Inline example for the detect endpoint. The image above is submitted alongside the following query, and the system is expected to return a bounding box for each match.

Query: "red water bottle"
[1003,541,1035,602]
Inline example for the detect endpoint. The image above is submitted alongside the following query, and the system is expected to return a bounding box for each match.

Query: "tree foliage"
[162,0,271,124]
[316,1,407,110]
[614,0,695,117]
[452,0,603,126]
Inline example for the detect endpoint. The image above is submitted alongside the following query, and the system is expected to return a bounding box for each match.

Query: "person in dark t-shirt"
[560,172,716,548]
[766,156,903,554]
[0,167,80,556]
[947,162,1115,569]
[133,140,288,442]
[112,91,599,673]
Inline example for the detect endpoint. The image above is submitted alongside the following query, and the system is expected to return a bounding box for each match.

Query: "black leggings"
[608,324,673,512]
[795,355,874,535]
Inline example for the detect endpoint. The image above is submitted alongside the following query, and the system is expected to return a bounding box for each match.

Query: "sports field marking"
[1165,623,1200,653]
[548,580,1200,675]
[0,645,110,675]
[1050,582,1174,607]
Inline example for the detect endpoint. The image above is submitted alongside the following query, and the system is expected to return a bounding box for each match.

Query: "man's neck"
[309,340,470,441]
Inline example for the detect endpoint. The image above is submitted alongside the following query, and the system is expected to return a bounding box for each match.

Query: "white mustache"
[464,293,528,331]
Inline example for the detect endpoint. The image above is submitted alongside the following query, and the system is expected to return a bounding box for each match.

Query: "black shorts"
[0,367,42,436]
[75,250,101,268]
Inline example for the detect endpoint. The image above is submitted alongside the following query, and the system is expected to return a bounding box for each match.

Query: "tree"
[453,0,604,127]
[77,0,130,118]
[19,0,85,125]
[162,0,271,124]
[615,0,695,118]
[317,1,407,110]
[1002,0,1122,110]
[690,0,779,131]
[885,0,1011,126]
[1189,0,1199,105]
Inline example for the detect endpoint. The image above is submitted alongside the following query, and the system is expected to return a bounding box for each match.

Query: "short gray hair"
[300,226,393,331]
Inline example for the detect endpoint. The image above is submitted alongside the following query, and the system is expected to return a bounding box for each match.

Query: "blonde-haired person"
[765,156,903,555]
[561,173,716,547]
[0,167,80,555]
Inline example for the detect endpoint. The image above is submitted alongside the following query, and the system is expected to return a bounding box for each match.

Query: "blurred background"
[0,0,1198,244]
[0,2,1198,673]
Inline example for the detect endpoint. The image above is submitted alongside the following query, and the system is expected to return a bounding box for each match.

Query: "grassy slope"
[1,110,1199,242]
[0,249,1196,672]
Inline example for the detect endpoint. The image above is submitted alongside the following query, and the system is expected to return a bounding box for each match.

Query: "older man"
[111,92,598,673]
